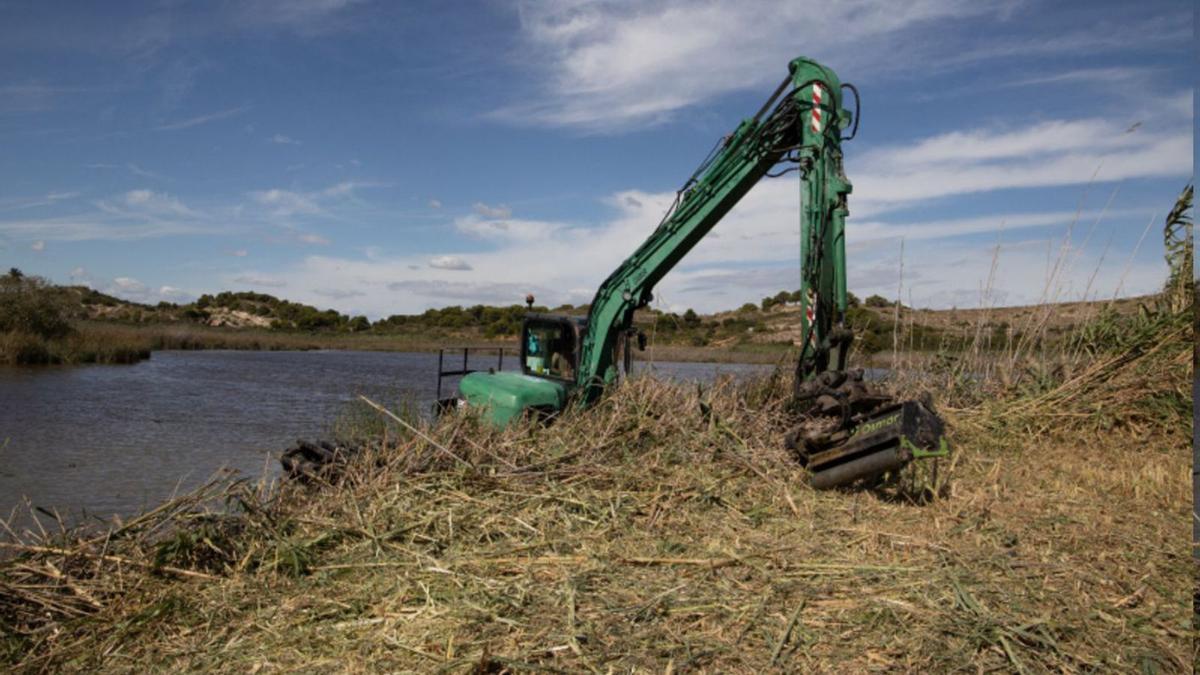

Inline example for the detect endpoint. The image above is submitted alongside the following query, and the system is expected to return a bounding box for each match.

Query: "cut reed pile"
[1,298,1191,672]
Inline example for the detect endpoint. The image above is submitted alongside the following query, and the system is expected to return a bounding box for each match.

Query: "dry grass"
[1,297,1191,672]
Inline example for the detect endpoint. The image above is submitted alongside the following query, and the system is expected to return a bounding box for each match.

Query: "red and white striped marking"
[804,288,818,346]
[810,83,824,134]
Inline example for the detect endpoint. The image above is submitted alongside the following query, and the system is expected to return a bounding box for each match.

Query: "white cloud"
[1000,66,1159,89]
[119,189,201,218]
[233,274,287,288]
[126,164,163,180]
[158,285,190,300]
[252,152,1176,318]
[298,232,330,245]
[428,198,442,209]
[85,163,165,181]
[0,216,209,242]
[455,214,560,241]
[155,105,250,131]
[472,202,512,219]
[319,181,367,198]
[248,181,375,221]
[313,288,364,299]
[493,1,1191,133]
[251,188,322,217]
[428,255,473,271]
[112,276,146,292]
[269,133,302,145]
[98,276,195,304]
[124,190,153,205]
[0,191,84,213]
[1,188,212,242]
[30,240,45,252]
[850,118,1192,215]
[494,0,1000,131]
[229,248,249,257]
[386,280,548,306]
[234,0,369,31]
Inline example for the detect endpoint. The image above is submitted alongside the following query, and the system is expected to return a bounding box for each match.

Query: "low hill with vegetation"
[0,266,1164,367]
[0,184,1186,366]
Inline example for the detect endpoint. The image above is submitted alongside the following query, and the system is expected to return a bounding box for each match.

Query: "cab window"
[524,322,576,380]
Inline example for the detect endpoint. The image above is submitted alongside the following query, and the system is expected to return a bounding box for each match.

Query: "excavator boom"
[576,57,852,401]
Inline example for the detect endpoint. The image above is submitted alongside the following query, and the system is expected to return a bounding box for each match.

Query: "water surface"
[0,350,769,528]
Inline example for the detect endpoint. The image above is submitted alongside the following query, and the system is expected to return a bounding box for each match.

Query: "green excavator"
[443,57,947,489]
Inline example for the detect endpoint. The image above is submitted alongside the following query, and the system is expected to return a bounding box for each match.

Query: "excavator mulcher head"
[786,370,948,490]
[806,400,946,489]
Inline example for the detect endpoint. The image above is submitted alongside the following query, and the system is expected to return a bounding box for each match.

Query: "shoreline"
[1,322,801,366]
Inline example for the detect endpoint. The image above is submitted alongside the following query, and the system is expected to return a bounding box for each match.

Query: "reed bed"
[1,298,1191,672]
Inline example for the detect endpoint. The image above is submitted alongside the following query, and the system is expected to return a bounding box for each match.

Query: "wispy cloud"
[91,274,194,305]
[493,0,1001,131]
[117,189,201,218]
[249,181,376,220]
[428,255,472,271]
[84,163,167,181]
[0,216,209,242]
[269,133,302,145]
[233,274,287,288]
[0,191,82,212]
[493,1,1191,133]
[456,214,559,241]
[155,105,250,131]
[0,83,118,113]
[251,189,322,217]
[0,189,215,242]
[232,0,371,33]
[1000,66,1160,89]
[127,163,166,180]
[298,232,330,245]
[852,119,1192,214]
[472,201,512,219]
[313,287,364,299]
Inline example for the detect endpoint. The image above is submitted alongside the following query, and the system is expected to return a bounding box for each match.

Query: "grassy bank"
[0,321,797,366]
[0,322,513,366]
[0,286,1191,671]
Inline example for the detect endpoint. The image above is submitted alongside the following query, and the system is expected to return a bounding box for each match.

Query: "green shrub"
[0,273,74,340]
[864,294,891,308]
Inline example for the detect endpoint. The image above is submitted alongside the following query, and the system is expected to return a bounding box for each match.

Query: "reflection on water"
[0,350,770,527]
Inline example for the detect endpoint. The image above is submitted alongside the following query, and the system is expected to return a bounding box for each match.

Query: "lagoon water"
[0,350,770,529]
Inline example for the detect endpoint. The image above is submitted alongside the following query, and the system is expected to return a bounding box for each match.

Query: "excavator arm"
[576,57,853,402]
[453,56,947,490]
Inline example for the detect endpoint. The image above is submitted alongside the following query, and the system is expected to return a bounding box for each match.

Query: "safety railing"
[435,346,509,401]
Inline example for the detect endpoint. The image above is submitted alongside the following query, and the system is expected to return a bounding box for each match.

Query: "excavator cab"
[520,315,582,381]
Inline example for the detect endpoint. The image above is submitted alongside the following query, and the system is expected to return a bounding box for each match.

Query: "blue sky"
[1,0,1193,317]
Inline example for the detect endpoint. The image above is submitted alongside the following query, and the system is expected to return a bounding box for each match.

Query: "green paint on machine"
[458,370,569,427]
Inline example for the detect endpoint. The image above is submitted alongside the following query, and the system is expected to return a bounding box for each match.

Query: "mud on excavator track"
[785,370,948,490]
